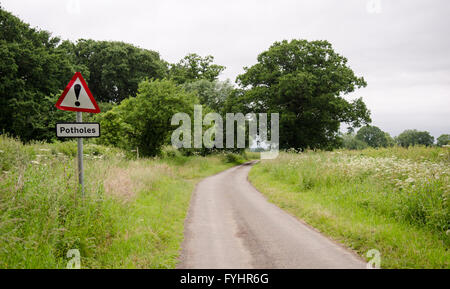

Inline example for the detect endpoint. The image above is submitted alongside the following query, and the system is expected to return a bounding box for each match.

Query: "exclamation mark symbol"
[74,84,81,107]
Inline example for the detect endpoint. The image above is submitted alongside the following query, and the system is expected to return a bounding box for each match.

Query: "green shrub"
[160,145,182,159]
[222,153,246,164]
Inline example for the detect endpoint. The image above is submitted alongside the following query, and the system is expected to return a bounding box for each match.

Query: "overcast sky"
[2,0,449,138]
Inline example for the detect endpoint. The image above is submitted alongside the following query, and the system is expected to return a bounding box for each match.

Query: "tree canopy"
[356,125,389,148]
[234,39,371,150]
[436,134,449,147]
[169,53,225,84]
[182,79,234,113]
[63,39,168,103]
[396,129,434,147]
[97,79,198,156]
[0,7,168,142]
[0,7,83,141]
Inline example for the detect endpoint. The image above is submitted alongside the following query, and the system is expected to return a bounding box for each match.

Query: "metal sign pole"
[76,111,84,196]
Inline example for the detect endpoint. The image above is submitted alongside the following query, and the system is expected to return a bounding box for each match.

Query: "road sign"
[55,72,101,113]
[56,122,100,138]
[55,72,101,196]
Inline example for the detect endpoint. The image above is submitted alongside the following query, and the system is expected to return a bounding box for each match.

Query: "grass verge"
[248,148,449,268]
[96,156,241,268]
[0,135,246,268]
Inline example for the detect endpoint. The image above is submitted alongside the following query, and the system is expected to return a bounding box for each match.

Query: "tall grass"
[339,145,450,163]
[96,155,244,268]
[0,135,243,268]
[249,147,449,268]
[0,135,122,268]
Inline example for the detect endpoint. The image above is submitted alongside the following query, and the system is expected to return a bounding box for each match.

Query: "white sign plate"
[56,123,100,138]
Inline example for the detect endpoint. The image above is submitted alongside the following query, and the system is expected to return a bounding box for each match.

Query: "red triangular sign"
[55,72,101,113]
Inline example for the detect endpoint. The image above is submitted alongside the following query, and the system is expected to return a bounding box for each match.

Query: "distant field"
[0,135,246,268]
[249,147,449,268]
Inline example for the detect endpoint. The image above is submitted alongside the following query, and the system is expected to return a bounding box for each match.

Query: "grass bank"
[0,135,247,268]
[249,147,449,268]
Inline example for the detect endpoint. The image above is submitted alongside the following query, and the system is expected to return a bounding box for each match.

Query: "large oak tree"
[234,39,371,150]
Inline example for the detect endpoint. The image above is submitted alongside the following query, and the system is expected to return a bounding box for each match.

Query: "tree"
[384,132,395,147]
[96,108,124,148]
[396,129,434,147]
[98,79,198,156]
[182,79,234,112]
[169,53,225,84]
[235,39,371,150]
[341,133,368,150]
[66,39,168,103]
[436,134,450,147]
[356,126,388,148]
[0,7,84,141]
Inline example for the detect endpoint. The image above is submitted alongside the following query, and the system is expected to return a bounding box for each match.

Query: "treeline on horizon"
[1,6,448,156]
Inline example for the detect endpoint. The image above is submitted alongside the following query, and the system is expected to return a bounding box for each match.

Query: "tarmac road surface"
[177,161,366,269]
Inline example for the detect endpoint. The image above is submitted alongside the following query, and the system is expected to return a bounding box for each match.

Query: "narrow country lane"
[177,162,366,269]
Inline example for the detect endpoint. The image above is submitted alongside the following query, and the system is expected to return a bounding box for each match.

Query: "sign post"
[55,72,101,196]
[76,112,84,195]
